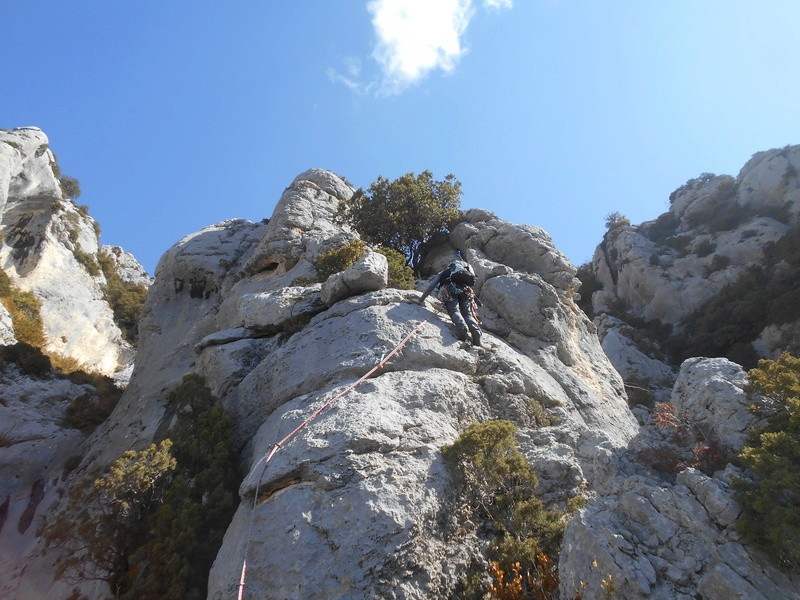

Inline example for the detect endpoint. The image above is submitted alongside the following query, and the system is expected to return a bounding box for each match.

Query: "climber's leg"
[459,298,482,346]
[445,298,470,341]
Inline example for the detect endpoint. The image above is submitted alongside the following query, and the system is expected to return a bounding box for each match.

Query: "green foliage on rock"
[375,246,415,289]
[73,247,101,276]
[443,421,565,582]
[676,223,800,368]
[59,175,81,199]
[98,252,148,344]
[63,371,123,432]
[43,440,177,595]
[644,211,680,243]
[336,170,462,271]
[683,176,740,232]
[121,374,240,600]
[46,375,240,600]
[604,211,630,232]
[315,241,416,290]
[0,269,45,348]
[316,240,367,281]
[575,263,601,318]
[0,342,52,376]
[734,353,800,572]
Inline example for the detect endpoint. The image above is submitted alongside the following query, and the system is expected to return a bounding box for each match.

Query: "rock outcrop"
[560,358,800,600]
[0,128,150,600]
[564,145,800,599]
[0,127,148,378]
[0,363,117,600]
[588,146,800,328]
[581,145,800,403]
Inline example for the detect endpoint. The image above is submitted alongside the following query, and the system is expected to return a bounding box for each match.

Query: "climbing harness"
[236,319,429,600]
[438,283,482,326]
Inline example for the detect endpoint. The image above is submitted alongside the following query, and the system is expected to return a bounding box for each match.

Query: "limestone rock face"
[0,303,15,345]
[0,127,148,377]
[559,357,800,600]
[11,157,796,599]
[10,168,641,600]
[560,464,799,600]
[581,145,800,410]
[671,358,762,453]
[320,249,388,305]
[585,146,800,329]
[0,364,106,600]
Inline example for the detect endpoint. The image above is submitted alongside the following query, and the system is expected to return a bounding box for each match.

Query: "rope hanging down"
[237,318,430,600]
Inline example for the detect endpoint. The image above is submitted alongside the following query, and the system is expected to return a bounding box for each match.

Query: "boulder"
[672,357,762,453]
[320,250,388,306]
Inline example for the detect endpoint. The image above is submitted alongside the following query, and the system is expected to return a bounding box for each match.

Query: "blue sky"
[2,1,799,276]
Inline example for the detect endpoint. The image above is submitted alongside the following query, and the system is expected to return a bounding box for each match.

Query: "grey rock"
[320,250,388,306]
[0,128,143,378]
[12,155,797,600]
[0,303,16,345]
[672,357,760,453]
[99,245,152,286]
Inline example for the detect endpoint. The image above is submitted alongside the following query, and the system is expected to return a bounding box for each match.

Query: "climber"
[414,258,483,346]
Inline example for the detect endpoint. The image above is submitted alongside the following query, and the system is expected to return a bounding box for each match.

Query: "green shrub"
[0,268,12,296]
[121,374,240,600]
[376,246,415,289]
[0,342,52,376]
[73,248,101,276]
[46,375,240,600]
[707,254,731,274]
[316,240,366,280]
[734,353,800,572]
[604,212,630,232]
[645,212,679,244]
[336,171,461,272]
[63,372,123,431]
[694,239,716,257]
[98,252,148,344]
[575,263,601,318]
[666,234,692,256]
[59,176,81,200]
[683,176,749,233]
[0,276,45,348]
[758,202,792,224]
[443,421,565,594]
[676,223,800,367]
[43,441,177,593]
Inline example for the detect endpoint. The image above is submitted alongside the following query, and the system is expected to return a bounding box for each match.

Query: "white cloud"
[329,0,512,95]
[483,0,513,8]
[368,0,473,93]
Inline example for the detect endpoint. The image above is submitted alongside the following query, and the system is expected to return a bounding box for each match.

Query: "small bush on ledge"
[316,240,367,281]
[734,353,800,573]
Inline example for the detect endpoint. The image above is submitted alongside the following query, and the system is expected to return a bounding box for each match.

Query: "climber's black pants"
[444,297,481,344]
